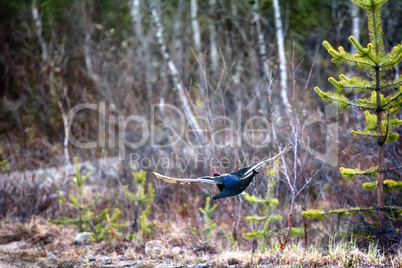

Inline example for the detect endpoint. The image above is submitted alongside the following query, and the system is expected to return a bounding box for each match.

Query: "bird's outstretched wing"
[231,146,292,179]
[153,172,224,185]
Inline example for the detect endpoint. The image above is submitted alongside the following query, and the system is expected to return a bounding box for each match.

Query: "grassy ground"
[0,218,400,267]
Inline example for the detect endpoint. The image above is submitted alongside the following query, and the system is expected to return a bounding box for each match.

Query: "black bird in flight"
[153,146,291,200]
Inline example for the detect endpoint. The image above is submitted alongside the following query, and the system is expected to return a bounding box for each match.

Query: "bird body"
[154,146,291,200]
[212,171,257,200]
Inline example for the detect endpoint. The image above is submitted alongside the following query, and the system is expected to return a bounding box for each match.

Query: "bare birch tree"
[350,2,360,54]
[81,2,115,107]
[252,0,272,86]
[32,0,71,164]
[150,3,205,144]
[32,0,48,62]
[172,0,185,71]
[272,50,322,247]
[191,0,204,84]
[273,0,290,110]
[130,0,153,98]
[208,0,219,74]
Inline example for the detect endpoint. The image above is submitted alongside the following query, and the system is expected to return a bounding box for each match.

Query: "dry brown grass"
[0,218,400,267]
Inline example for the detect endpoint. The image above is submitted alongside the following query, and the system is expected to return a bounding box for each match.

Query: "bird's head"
[213,172,221,177]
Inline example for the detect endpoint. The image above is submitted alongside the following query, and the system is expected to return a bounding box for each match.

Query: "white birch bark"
[252,0,271,83]
[130,0,142,35]
[84,33,101,85]
[350,2,361,124]
[209,0,219,73]
[58,99,71,164]
[31,0,48,61]
[130,0,152,98]
[273,0,290,110]
[151,4,205,144]
[191,0,201,53]
[32,0,71,163]
[191,0,204,84]
[251,0,272,110]
[172,0,184,65]
[351,2,360,54]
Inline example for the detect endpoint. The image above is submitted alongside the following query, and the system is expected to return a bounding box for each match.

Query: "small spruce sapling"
[189,197,218,244]
[304,0,402,241]
[199,197,218,241]
[226,232,239,251]
[123,170,155,241]
[89,208,126,242]
[50,157,123,241]
[243,163,304,250]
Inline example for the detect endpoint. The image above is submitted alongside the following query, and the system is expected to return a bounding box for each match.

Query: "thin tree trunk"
[252,0,271,85]
[130,0,142,38]
[283,194,295,248]
[375,65,385,242]
[302,192,308,246]
[158,98,173,145]
[208,0,218,74]
[58,100,71,164]
[172,0,184,71]
[32,0,71,164]
[150,4,205,144]
[83,6,101,89]
[84,33,101,86]
[284,122,298,248]
[191,0,203,83]
[374,8,385,240]
[191,0,201,52]
[349,2,361,126]
[227,198,237,242]
[130,0,152,99]
[32,0,48,62]
[273,0,290,110]
[350,2,360,54]
[81,3,114,106]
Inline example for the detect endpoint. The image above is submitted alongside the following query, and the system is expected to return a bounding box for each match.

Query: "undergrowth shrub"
[123,170,155,242]
[49,157,124,241]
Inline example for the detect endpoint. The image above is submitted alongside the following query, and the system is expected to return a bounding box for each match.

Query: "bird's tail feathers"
[153,172,191,184]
